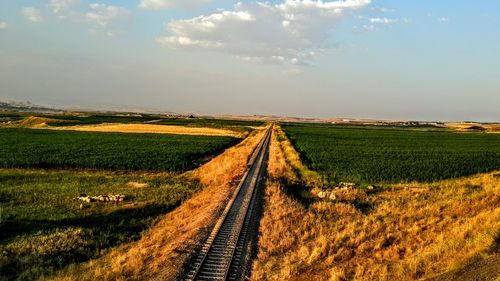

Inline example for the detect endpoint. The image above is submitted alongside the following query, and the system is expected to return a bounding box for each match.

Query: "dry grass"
[274,126,322,187]
[126,181,149,188]
[49,123,242,137]
[9,116,69,128]
[49,127,267,281]
[251,124,500,281]
[442,122,500,133]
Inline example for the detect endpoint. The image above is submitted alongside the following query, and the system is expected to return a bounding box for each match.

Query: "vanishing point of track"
[185,125,273,281]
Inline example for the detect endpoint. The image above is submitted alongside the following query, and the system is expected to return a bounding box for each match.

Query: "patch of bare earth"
[49,127,267,281]
[250,125,500,281]
[48,123,242,137]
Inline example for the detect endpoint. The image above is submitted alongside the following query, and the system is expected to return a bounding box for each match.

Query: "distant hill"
[0,101,62,113]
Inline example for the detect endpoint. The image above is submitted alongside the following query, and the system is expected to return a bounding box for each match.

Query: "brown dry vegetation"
[49,123,243,137]
[273,126,322,188]
[251,125,500,281]
[441,122,500,133]
[49,127,267,281]
[10,116,69,128]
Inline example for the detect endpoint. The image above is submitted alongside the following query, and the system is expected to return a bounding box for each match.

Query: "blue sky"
[0,0,499,121]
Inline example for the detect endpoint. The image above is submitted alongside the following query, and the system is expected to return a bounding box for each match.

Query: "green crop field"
[6,112,263,127]
[0,121,243,280]
[0,169,199,280]
[283,125,500,183]
[0,128,239,172]
[0,112,24,123]
[153,118,264,133]
[0,112,264,134]
[153,118,263,128]
[43,114,160,126]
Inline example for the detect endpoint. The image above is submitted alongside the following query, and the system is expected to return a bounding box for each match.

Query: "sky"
[0,0,499,122]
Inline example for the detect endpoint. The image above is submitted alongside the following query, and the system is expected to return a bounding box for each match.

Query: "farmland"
[0,169,200,280]
[153,117,264,129]
[0,121,259,281]
[50,123,242,137]
[0,128,239,171]
[46,128,268,281]
[283,125,500,183]
[0,117,263,281]
[40,114,264,129]
[250,125,500,281]
[0,112,264,131]
[43,115,264,131]
[30,114,160,126]
[0,112,24,124]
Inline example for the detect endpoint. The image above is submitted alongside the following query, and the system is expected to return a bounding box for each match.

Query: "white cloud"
[363,24,375,31]
[157,36,223,48]
[0,21,7,30]
[369,17,396,24]
[437,17,449,23]
[85,3,132,26]
[139,0,213,10]
[47,1,130,28]
[22,7,44,23]
[428,13,449,23]
[50,0,80,14]
[44,2,131,34]
[373,7,393,13]
[158,0,371,65]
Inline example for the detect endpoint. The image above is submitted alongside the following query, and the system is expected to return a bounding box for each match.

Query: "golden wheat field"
[49,123,242,137]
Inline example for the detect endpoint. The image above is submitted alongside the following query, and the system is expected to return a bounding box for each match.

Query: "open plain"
[1,1,499,280]
[1,114,498,281]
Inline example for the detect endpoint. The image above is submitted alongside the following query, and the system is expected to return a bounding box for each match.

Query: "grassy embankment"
[251,125,500,281]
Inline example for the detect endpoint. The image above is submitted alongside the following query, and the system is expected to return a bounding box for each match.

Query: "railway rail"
[184,125,273,281]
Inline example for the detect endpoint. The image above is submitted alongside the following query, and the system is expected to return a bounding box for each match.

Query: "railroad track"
[184,125,273,281]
